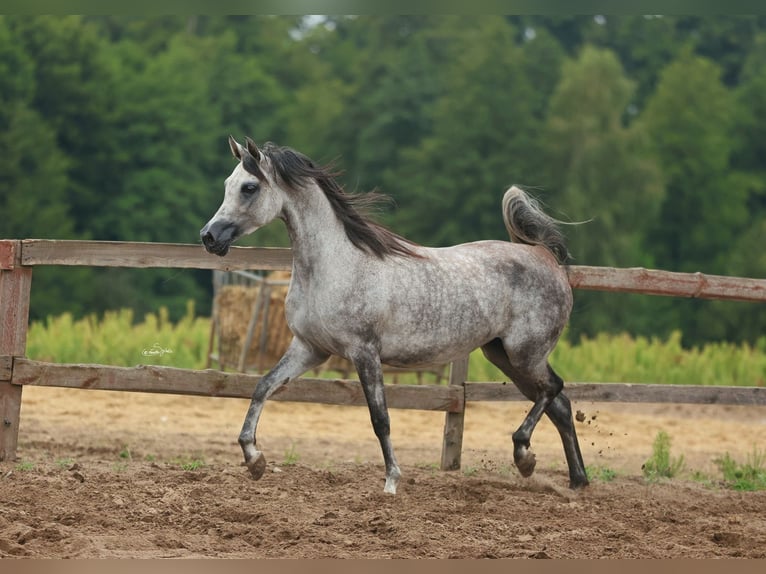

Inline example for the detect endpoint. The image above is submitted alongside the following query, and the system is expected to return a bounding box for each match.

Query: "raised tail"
[502,186,569,264]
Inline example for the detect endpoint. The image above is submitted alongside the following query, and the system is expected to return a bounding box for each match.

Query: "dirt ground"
[1,384,765,558]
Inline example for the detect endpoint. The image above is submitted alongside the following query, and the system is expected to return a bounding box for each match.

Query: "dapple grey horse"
[201,137,588,494]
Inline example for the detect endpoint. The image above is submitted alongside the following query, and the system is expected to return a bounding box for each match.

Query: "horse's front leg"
[239,337,328,480]
[352,348,401,494]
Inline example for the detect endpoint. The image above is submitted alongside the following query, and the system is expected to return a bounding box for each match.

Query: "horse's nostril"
[201,230,214,245]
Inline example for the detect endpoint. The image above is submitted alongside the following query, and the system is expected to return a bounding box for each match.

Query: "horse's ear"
[245,137,263,162]
[228,135,242,161]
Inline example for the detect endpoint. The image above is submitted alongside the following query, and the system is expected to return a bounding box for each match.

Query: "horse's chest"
[283,288,309,333]
[284,285,343,345]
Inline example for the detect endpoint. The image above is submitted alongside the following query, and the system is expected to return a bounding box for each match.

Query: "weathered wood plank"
[15,241,766,302]
[0,356,11,381]
[566,265,766,303]
[21,240,293,271]
[0,272,32,356]
[0,244,31,461]
[0,240,17,270]
[11,359,463,412]
[13,360,765,408]
[0,382,22,460]
[441,356,469,471]
[465,382,766,406]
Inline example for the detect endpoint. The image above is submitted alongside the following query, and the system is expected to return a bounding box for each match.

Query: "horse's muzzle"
[200,220,239,257]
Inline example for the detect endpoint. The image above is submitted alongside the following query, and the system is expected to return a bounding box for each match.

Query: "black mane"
[259,143,421,259]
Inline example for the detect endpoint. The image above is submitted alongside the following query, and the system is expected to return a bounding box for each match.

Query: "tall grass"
[26,301,210,369]
[25,308,766,386]
[469,330,766,387]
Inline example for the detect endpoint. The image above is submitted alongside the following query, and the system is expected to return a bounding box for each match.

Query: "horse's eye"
[241,182,260,196]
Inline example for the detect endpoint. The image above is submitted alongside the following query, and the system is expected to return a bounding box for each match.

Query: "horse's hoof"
[246,452,267,480]
[383,473,401,495]
[569,477,590,490]
[514,446,537,478]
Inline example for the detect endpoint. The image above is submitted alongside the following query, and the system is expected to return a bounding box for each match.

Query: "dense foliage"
[2,15,765,345]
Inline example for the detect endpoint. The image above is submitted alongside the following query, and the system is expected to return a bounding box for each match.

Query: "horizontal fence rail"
[1,238,765,467]
[567,265,766,303]
[465,381,766,406]
[9,359,464,412]
[17,239,293,271]
[8,359,764,407]
[12,240,766,302]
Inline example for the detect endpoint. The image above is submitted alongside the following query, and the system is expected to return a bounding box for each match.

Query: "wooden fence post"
[0,240,32,461]
[440,355,469,471]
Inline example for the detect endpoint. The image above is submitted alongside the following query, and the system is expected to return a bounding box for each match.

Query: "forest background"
[1,15,765,347]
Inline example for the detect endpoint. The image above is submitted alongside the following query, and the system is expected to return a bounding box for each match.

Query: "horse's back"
[415,240,570,308]
[370,240,572,366]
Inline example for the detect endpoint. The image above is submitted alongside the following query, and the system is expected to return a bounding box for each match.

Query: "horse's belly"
[377,315,495,368]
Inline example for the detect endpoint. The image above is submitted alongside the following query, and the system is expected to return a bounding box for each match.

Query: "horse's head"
[200,136,285,256]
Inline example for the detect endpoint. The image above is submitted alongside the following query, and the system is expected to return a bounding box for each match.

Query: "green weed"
[55,457,75,469]
[586,465,618,482]
[180,459,206,471]
[714,449,766,491]
[462,465,479,476]
[642,430,685,481]
[282,443,300,466]
[15,461,35,472]
[690,469,716,488]
[170,454,206,470]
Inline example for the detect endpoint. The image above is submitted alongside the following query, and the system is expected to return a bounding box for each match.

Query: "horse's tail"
[502,185,569,264]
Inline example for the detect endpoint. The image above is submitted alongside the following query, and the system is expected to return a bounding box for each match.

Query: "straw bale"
[214,271,292,371]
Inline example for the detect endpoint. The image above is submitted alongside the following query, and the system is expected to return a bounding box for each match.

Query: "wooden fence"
[2,239,765,469]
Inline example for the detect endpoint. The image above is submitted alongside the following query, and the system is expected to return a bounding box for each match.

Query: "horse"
[200,136,588,494]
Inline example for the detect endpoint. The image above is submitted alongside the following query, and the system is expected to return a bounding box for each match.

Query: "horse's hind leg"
[238,337,328,480]
[507,363,560,479]
[544,392,589,488]
[481,338,588,489]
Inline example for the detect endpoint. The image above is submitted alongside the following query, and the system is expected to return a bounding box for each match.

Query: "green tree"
[0,17,100,320]
[641,48,751,343]
[86,33,230,319]
[0,17,72,241]
[545,46,663,268]
[6,16,122,239]
[679,15,763,86]
[709,33,766,343]
[396,17,541,246]
[543,45,664,337]
[285,17,442,193]
[519,25,566,123]
[583,15,681,109]
[514,15,593,55]
[732,32,766,192]
[642,48,747,274]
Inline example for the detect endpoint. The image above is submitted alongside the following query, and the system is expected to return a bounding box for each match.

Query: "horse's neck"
[282,183,355,278]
